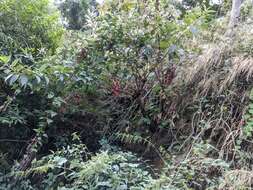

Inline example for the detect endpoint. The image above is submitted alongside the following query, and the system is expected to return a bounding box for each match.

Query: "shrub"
[1,139,153,190]
[0,0,63,59]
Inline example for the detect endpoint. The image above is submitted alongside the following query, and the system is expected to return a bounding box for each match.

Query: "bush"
[1,139,153,190]
[0,0,63,59]
[0,0,67,166]
[73,0,213,136]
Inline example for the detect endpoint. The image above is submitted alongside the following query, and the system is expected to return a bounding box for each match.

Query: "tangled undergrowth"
[1,0,253,189]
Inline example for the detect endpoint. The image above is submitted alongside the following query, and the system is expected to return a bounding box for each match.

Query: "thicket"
[0,0,253,189]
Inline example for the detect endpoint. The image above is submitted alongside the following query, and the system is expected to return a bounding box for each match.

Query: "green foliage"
[81,0,211,79]
[57,0,93,30]
[1,0,253,190]
[0,0,71,165]
[0,0,63,58]
[147,142,230,190]
[0,139,238,190]
[242,89,253,138]
[241,0,253,20]
[1,139,152,190]
[72,0,214,136]
[0,52,73,127]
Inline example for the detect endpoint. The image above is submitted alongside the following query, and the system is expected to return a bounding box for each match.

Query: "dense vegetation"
[0,0,253,189]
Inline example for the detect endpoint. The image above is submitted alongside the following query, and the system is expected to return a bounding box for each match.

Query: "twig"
[0,139,28,143]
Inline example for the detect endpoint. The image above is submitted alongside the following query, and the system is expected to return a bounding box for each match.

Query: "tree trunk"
[228,0,243,28]
[155,0,160,11]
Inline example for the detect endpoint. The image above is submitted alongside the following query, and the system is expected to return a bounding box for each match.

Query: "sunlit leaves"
[0,55,10,64]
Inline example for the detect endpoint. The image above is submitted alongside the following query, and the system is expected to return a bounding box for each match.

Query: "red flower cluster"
[112,79,121,96]
[163,67,176,85]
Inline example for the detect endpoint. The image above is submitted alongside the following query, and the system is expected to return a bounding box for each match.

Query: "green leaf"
[47,92,54,99]
[19,75,28,87]
[36,75,41,84]
[250,89,253,100]
[54,156,67,166]
[244,114,251,120]
[0,55,10,64]
[4,74,14,83]
[159,40,170,49]
[9,74,19,85]
[46,118,53,125]
[121,1,135,11]
[44,76,50,85]
[247,121,253,126]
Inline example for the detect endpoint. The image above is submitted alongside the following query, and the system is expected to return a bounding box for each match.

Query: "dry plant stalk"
[220,169,253,190]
